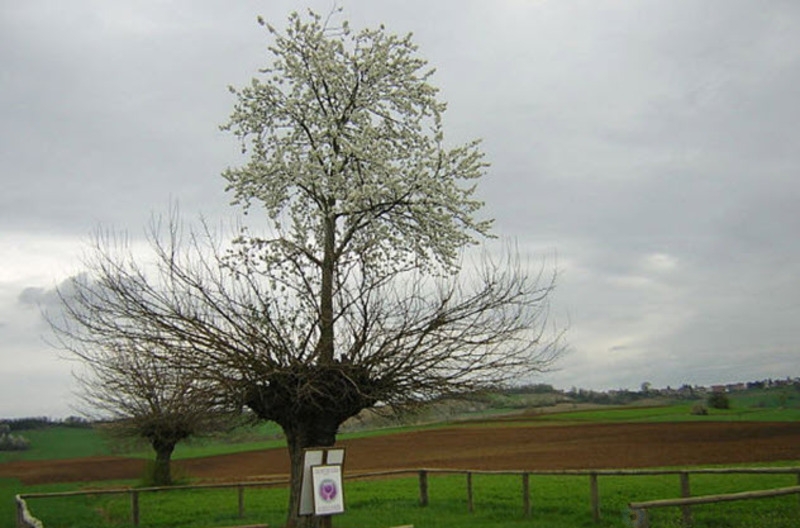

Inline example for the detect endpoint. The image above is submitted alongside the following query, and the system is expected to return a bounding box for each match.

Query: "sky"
[2,0,799,418]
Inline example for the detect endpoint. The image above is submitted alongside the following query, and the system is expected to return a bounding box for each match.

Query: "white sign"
[299,448,346,516]
[299,450,324,515]
[311,465,345,516]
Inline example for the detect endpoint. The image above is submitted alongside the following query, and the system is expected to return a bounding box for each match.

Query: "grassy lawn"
[1,478,82,528]
[10,464,800,528]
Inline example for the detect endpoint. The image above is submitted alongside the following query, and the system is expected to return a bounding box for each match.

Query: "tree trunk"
[151,440,177,486]
[318,210,336,365]
[282,415,340,528]
[244,366,378,527]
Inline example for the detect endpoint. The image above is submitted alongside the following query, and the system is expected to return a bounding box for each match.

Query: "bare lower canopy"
[52,218,561,419]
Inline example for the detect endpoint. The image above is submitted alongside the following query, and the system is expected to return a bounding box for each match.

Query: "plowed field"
[2,421,799,485]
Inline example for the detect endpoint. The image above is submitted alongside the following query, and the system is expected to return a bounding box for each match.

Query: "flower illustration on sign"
[319,479,337,502]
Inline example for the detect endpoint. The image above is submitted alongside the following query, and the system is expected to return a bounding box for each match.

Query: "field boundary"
[629,485,800,527]
[16,466,800,527]
[14,495,43,528]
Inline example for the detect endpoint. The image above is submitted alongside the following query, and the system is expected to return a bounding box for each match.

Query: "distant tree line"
[0,416,91,432]
[745,378,800,390]
[564,388,651,405]
[502,383,557,395]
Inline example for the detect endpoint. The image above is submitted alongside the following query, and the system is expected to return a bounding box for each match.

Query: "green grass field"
[528,402,800,424]
[0,421,456,465]
[0,427,108,464]
[12,465,800,528]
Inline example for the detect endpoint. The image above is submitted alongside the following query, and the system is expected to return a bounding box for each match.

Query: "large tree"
[221,12,560,524]
[54,10,561,527]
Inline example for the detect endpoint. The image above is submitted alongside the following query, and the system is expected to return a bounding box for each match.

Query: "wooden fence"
[15,479,291,528]
[629,485,800,528]
[14,495,43,528]
[16,467,800,527]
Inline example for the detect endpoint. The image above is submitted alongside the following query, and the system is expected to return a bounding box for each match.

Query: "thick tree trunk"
[244,365,379,527]
[282,415,340,528]
[151,440,177,486]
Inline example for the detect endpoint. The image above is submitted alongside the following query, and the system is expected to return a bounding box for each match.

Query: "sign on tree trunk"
[311,465,344,516]
[299,448,346,517]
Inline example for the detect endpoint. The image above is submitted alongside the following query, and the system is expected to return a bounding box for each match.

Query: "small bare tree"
[52,258,236,486]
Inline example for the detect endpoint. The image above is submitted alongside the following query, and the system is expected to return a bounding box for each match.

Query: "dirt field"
[2,421,799,485]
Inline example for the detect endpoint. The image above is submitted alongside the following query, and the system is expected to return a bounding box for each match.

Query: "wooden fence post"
[418,470,429,507]
[680,472,693,527]
[630,507,649,528]
[590,472,600,523]
[522,473,531,518]
[238,484,245,518]
[796,472,800,509]
[131,490,140,527]
[466,472,474,513]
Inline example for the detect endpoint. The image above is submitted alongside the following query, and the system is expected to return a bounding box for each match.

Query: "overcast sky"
[2,0,799,418]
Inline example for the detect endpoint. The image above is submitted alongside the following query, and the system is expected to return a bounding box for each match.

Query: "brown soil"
[2,421,799,485]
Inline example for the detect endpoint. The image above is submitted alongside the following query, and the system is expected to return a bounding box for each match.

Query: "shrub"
[690,403,708,415]
[707,391,730,410]
[0,430,31,451]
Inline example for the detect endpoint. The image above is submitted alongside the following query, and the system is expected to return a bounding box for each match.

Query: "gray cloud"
[18,287,49,307]
[1,0,800,416]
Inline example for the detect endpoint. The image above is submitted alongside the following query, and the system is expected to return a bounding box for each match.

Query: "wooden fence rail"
[629,485,800,528]
[14,495,43,528]
[16,467,800,527]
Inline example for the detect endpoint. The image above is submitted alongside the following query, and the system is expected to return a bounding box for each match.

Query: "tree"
[707,391,730,410]
[221,11,560,525]
[0,424,31,452]
[53,10,561,527]
[53,271,236,486]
